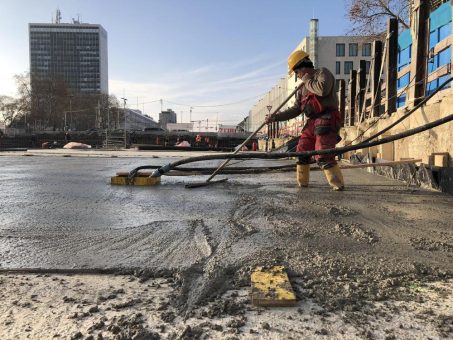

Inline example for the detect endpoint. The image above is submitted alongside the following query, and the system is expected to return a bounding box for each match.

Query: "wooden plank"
[339,79,346,127]
[385,18,398,116]
[432,35,453,54]
[251,266,297,307]
[408,0,429,107]
[372,40,383,118]
[348,70,357,126]
[427,65,449,83]
[397,87,407,96]
[340,159,422,169]
[397,65,412,80]
[356,60,367,123]
[111,176,161,186]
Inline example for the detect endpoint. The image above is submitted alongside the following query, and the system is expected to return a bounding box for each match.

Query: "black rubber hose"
[127,163,295,173]
[168,167,295,175]
[361,77,453,144]
[145,110,453,178]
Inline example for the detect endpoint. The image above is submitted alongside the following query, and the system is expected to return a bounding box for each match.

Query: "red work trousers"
[296,111,340,168]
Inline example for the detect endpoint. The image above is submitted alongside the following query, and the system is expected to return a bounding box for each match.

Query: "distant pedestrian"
[65,132,71,144]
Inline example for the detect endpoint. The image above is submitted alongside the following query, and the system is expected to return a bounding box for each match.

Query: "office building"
[29,13,108,95]
[248,19,375,134]
[159,109,177,129]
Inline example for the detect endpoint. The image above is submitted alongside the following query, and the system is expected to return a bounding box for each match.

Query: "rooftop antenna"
[312,8,315,19]
[56,8,62,24]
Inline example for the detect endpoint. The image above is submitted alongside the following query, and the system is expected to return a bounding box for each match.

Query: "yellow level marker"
[251,266,297,307]
[111,173,161,186]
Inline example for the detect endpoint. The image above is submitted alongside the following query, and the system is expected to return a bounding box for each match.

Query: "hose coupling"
[151,164,171,177]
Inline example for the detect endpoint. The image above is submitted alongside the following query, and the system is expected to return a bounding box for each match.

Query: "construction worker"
[266,50,344,191]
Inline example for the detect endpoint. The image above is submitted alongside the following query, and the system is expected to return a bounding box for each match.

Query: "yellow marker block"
[110,175,161,186]
[251,266,297,307]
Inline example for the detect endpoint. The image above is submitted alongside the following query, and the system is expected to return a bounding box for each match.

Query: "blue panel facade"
[430,2,452,31]
[427,73,452,96]
[398,47,412,71]
[397,72,411,90]
[397,27,412,104]
[426,2,452,95]
[397,94,407,108]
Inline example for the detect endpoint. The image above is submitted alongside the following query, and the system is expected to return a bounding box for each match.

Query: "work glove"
[300,73,312,84]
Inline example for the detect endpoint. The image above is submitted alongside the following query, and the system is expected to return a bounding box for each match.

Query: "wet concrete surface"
[1,154,453,318]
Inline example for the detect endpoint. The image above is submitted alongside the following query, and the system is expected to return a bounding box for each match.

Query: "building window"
[335,61,341,74]
[362,43,372,56]
[349,43,358,57]
[336,43,345,57]
[344,61,354,74]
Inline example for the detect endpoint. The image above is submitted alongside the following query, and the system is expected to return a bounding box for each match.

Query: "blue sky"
[0,0,350,124]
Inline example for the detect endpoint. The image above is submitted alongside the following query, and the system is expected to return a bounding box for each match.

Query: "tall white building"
[248,19,375,135]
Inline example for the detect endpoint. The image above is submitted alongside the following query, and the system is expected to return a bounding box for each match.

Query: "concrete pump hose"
[147,110,453,177]
[362,77,453,144]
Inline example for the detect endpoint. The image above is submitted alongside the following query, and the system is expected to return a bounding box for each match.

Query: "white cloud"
[109,56,286,124]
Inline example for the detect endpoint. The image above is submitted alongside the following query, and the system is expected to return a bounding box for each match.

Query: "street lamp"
[121,97,127,148]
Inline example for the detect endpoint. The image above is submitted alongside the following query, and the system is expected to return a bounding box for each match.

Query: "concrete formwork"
[339,88,453,166]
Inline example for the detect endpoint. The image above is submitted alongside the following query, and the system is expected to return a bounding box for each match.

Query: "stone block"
[433,153,449,167]
[378,140,394,161]
[251,266,296,307]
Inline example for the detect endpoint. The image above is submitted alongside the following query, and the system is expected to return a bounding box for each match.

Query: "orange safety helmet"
[287,50,310,76]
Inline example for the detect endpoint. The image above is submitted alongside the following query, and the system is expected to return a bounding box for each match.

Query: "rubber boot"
[296,163,310,187]
[323,164,344,191]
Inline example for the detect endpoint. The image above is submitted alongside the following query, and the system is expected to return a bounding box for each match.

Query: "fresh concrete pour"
[0,154,452,337]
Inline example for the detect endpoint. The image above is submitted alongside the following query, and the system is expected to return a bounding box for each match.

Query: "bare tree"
[99,94,120,129]
[346,0,411,36]
[2,72,114,131]
[31,74,69,130]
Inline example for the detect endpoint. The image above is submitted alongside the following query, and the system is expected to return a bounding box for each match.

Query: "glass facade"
[29,23,108,95]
